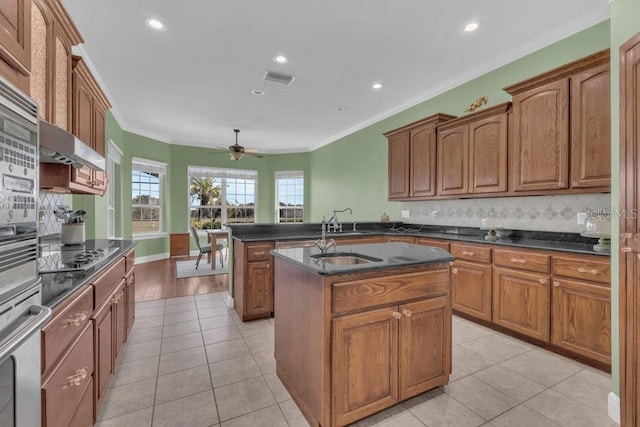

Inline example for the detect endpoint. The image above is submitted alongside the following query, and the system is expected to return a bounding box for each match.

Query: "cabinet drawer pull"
[392,312,401,320]
[63,312,88,328]
[510,257,526,264]
[449,261,454,266]
[539,278,547,284]
[622,247,633,253]
[112,294,123,304]
[577,267,599,275]
[621,233,633,240]
[462,251,474,256]
[451,268,458,274]
[252,251,266,256]
[67,367,88,387]
[403,309,412,318]
[553,281,560,287]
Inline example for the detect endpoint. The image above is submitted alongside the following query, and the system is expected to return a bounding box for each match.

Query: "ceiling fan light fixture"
[145,17,167,31]
[273,55,289,64]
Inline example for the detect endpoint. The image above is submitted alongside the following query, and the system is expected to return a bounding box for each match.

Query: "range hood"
[38,120,105,171]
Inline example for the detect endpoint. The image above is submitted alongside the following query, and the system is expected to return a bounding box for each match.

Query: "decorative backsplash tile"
[39,191,64,236]
[402,194,611,233]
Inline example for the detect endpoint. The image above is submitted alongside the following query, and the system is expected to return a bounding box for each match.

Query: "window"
[276,171,304,223]
[107,140,122,239]
[132,158,166,235]
[188,166,257,229]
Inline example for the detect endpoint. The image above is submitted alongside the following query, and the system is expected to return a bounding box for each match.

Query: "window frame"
[131,157,167,239]
[275,170,304,224]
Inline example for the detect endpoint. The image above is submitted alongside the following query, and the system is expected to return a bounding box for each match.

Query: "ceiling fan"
[214,129,264,160]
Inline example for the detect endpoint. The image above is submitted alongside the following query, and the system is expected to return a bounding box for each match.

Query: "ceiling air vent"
[263,70,296,85]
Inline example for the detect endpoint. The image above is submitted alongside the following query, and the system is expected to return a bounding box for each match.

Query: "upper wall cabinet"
[385,114,455,200]
[0,0,30,93]
[30,0,82,130]
[504,49,610,193]
[436,102,510,196]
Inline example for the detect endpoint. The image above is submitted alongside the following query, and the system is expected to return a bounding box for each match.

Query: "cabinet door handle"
[451,268,458,274]
[511,257,526,264]
[63,311,88,328]
[621,233,633,240]
[253,251,266,256]
[67,367,88,387]
[392,312,401,320]
[553,281,560,287]
[577,267,599,275]
[112,294,123,304]
[462,251,474,256]
[539,278,547,284]
[403,309,412,318]
[449,261,455,266]
[622,247,633,253]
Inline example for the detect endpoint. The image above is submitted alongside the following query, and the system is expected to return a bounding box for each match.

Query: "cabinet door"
[570,64,611,188]
[93,299,114,413]
[388,132,410,199]
[399,296,450,400]
[493,267,550,341]
[551,278,611,365]
[51,24,72,130]
[333,306,398,426]
[245,261,273,318]
[0,0,30,78]
[125,270,136,335]
[71,68,93,186]
[469,112,508,193]
[113,280,126,363]
[437,124,468,195]
[30,0,49,119]
[91,105,107,192]
[512,79,569,191]
[410,124,437,197]
[451,261,492,322]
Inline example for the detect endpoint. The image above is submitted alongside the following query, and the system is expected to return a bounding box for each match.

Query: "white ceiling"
[62,0,609,154]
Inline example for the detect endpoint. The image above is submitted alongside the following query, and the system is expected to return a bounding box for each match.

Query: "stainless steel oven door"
[0,282,51,427]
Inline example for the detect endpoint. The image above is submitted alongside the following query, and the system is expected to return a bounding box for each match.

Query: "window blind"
[188,166,257,180]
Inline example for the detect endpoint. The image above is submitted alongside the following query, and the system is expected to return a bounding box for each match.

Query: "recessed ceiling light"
[145,17,167,31]
[464,21,480,32]
[251,89,265,96]
[372,83,383,90]
[273,55,289,64]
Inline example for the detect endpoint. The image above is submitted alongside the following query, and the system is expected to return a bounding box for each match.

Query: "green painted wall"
[610,0,640,398]
[309,21,610,222]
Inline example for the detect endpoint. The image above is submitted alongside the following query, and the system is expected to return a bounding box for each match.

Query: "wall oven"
[0,77,51,426]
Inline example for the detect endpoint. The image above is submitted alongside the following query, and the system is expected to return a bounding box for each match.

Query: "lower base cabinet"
[68,378,94,427]
[451,260,492,322]
[93,294,114,414]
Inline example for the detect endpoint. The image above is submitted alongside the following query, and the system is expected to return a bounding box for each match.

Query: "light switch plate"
[401,210,410,218]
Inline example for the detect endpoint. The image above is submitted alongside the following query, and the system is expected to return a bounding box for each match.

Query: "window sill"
[133,232,168,241]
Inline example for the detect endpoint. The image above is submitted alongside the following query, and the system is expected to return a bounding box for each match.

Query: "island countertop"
[271,242,455,275]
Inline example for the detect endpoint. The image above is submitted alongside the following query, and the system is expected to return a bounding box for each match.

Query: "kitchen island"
[271,242,454,427]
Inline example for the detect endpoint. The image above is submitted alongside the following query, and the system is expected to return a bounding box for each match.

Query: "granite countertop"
[271,242,455,275]
[40,239,136,308]
[229,223,609,256]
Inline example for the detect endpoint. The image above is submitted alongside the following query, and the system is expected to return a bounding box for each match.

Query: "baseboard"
[608,392,620,424]
[134,252,170,264]
[226,295,234,308]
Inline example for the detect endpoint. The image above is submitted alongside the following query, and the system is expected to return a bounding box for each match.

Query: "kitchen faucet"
[313,217,336,253]
[327,208,352,233]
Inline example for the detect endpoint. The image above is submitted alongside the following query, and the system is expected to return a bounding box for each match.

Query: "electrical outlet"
[401,210,410,219]
[577,211,587,225]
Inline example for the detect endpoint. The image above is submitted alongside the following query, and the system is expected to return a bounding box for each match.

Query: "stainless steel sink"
[311,252,382,265]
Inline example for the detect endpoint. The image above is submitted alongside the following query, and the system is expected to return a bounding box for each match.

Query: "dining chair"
[190,226,224,269]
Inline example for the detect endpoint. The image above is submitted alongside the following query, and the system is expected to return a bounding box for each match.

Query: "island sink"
[310,252,382,265]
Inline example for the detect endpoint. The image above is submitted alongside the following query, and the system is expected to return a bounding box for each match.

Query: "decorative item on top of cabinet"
[0,0,31,92]
[504,49,610,194]
[436,102,510,196]
[385,113,456,200]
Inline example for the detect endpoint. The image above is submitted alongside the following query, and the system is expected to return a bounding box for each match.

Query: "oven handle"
[0,305,51,361]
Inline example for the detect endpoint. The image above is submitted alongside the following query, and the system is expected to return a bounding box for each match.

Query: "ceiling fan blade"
[244,148,261,153]
[245,152,264,158]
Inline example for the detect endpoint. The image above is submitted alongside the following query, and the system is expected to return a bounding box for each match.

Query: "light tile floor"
[97,292,617,427]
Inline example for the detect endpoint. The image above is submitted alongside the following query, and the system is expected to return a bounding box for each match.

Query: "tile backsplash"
[402,194,611,233]
[38,191,64,236]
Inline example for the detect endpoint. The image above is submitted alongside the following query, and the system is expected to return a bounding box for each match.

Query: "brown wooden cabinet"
[170,232,190,257]
[437,103,509,196]
[505,49,610,194]
[93,292,114,416]
[233,240,274,321]
[383,235,416,244]
[0,0,30,92]
[385,114,455,200]
[451,260,492,322]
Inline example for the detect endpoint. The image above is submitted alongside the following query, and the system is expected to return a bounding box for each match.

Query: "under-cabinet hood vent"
[38,120,105,171]
[263,70,296,86]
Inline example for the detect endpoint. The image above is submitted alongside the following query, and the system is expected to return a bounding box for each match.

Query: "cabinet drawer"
[494,248,550,273]
[42,324,94,427]
[333,269,450,314]
[124,248,135,272]
[247,243,273,261]
[383,235,416,244]
[93,257,126,308]
[450,243,491,263]
[42,285,94,374]
[552,255,610,284]
[415,238,450,252]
